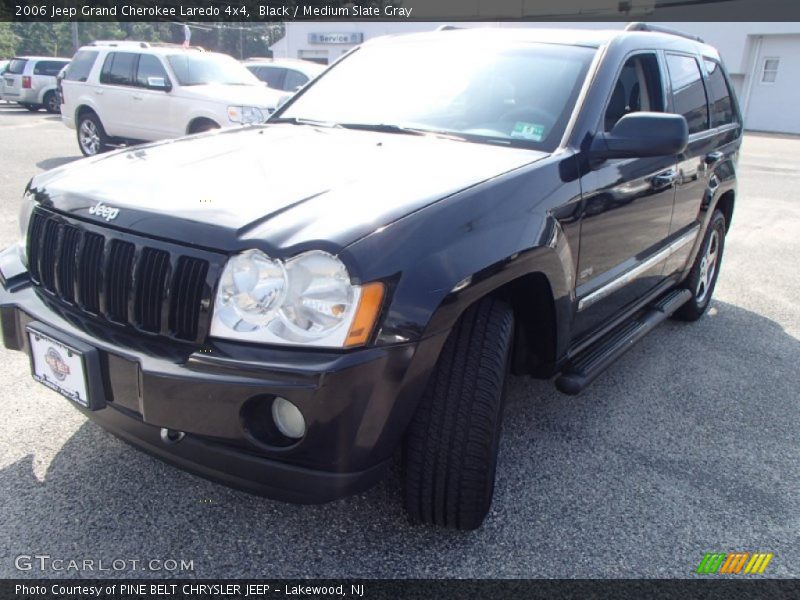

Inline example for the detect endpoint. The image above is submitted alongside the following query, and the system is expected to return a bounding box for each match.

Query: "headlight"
[18,190,35,265]
[210,249,385,348]
[227,105,267,125]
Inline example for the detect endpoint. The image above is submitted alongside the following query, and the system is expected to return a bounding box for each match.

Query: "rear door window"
[7,59,28,74]
[703,58,736,127]
[33,61,68,76]
[100,52,137,86]
[65,51,98,82]
[666,53,709,134]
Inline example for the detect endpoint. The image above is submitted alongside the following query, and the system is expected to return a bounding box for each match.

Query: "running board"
[555,288,692,395]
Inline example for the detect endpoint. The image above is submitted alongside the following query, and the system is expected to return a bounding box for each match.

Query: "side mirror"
[276,94,291,110]
[590,112,688,160]
[147,76,171,92]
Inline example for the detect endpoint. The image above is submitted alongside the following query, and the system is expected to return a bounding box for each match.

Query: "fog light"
[271,397,305,439]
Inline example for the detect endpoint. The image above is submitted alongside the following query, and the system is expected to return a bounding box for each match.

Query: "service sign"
[308,33,364,45]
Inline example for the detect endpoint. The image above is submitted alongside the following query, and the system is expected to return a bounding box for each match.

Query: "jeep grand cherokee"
[0,24,741,530]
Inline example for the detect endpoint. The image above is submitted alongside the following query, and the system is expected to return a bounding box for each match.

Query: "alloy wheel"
[695,228,719,304]
[79,119,100,155]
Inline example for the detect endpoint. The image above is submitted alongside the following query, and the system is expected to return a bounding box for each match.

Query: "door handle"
[705,151,724,166]
[94,89,103,95]
[132,96,142,101]
[651,170,678,189]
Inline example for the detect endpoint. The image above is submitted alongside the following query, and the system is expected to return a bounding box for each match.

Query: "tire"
[22,103,41,112]
[674,209,727,321]
[77,112,110,157]
[43,91,60,114]
[402,297,514,530]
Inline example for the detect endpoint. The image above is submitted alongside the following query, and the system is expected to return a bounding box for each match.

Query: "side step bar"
[555,288,692,395]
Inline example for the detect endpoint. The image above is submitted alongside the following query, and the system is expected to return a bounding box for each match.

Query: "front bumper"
[0,260,446,503]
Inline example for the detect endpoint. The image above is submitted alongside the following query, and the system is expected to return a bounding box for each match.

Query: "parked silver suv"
[1,56,70,113]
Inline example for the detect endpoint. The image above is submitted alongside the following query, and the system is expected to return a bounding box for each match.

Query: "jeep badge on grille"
[88,201,120,222]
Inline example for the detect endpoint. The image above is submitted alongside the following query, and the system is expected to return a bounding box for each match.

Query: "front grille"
[27,208,220,343]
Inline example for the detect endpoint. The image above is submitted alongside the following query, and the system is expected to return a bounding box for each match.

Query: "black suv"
[0,25,741,530]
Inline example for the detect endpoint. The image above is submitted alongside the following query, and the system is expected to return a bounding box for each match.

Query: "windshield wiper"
[337,123,427,136]
[270,116,342,128]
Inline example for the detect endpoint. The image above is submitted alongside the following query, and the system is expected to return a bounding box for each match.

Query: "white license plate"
[28,330,90,408]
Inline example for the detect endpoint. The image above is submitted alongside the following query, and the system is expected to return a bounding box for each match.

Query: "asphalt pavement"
[0,103,797,579]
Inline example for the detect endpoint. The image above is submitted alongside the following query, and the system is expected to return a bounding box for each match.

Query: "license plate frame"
[26,322,106,410]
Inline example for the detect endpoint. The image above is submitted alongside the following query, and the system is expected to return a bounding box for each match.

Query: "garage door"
[745,35,800,134]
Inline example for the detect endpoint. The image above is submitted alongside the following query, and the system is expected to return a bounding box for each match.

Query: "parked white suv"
[2,56,70,113]
[61,41,284,156]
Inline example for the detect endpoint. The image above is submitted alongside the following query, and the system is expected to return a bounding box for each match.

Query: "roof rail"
[87,40,205,51]
[89,40,150,48]
[436,25,461,31]
[147,42,205,52]
[625,22,704,43]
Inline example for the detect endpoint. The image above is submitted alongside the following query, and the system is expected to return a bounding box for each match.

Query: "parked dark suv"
[0,24,741,529]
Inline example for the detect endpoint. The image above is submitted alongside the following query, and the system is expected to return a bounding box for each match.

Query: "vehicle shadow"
[0,105,49,116]
[1,300,797,578]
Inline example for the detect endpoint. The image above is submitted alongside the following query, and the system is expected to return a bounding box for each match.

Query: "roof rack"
[624,22,704,43]
[436,25,461,31]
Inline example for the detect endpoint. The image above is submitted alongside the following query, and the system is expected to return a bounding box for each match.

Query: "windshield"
[167,52,261,86]
[279,39,595,151]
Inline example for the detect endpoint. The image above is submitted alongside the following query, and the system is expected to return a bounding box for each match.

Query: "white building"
[270,21,800,134]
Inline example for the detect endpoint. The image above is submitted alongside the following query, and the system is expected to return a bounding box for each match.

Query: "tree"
[0,23,17,58]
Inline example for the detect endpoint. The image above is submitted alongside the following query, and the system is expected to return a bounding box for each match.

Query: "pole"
[71,22,79,53]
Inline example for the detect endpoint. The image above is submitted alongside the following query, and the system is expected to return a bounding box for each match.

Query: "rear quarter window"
[65,51,99,82]
[7,59,28,74]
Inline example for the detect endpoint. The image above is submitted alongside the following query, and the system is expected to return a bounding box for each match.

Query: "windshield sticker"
[511,122,545,142]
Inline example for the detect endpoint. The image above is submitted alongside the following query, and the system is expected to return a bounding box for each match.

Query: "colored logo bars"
[696,552,773,575]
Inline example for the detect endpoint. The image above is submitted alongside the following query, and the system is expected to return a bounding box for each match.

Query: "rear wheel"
[674,209,727,321]
[77,112,110,157]
[43,91,60,114]
[402,297,514,530]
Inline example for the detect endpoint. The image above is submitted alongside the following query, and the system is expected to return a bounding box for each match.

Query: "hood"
[177,83,282,108]
[31,125,547,256]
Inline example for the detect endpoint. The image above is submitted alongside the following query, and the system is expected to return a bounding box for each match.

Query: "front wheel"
[402,297,514,530]
[77,112,110,156]
[674,209,727,321]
